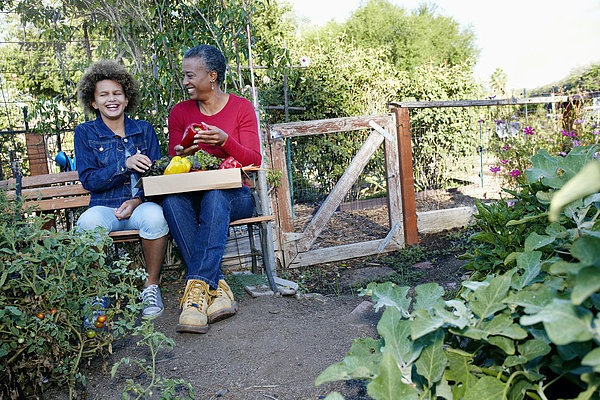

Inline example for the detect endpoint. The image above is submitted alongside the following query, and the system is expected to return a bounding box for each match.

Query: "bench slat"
[0,171,80,189]
[229,215,275,226]
[106,215,275,243]
[8,184,90,200]
[30,196,91,211]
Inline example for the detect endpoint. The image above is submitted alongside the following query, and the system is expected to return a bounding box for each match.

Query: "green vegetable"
[185,150,221,171]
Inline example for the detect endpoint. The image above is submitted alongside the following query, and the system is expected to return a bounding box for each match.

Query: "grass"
[225,273,267,298]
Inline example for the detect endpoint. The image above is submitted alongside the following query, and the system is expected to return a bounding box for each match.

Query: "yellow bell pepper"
[163,156,192,175]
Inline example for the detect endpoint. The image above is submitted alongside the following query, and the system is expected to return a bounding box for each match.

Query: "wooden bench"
[0,171,276,276]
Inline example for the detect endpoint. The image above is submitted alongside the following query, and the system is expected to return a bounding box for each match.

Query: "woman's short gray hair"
[184,44,226,85]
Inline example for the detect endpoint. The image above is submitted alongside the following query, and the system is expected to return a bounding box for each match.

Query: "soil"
[47,187,488,400]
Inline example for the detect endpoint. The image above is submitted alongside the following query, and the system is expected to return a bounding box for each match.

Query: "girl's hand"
[114,198,140,220]
[126,151,152,172]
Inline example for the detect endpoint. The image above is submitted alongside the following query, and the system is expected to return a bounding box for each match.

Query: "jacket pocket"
[89,140,120,167]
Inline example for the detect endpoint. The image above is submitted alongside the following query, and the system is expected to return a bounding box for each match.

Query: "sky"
[287,0,600,90]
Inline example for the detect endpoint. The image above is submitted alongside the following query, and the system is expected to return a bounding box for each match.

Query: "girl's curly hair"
[77,61,140,116]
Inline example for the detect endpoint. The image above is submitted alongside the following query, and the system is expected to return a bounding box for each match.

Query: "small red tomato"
[96,315,107,323]
[86,330,96,339]
[50,308,57,315]
[94,320,104,328]
[37,312,45,320]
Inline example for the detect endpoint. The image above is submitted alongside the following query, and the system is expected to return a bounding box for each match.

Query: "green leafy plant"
[461,145,600,275]
[316,145,600,399]
[0,191,145,399]
[111,320,194,400]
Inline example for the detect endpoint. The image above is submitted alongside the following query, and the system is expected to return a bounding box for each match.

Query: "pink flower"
[490,166,501,173]
[510,169,520,177]
[502,146,511,151]
[501,159,508,164]
[523,126,535,135]
[561,130,577,138]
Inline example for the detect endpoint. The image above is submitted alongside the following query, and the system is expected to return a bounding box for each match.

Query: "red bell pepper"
[219,156,242,169]
[180,122,207,148]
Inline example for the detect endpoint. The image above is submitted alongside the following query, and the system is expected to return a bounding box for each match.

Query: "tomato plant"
[0,191,146,399]
[96,315,107,323]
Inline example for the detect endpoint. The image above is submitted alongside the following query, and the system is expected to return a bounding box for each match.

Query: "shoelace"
[180,280,209,311]
[214,282,232,301]
[140,285,160,306]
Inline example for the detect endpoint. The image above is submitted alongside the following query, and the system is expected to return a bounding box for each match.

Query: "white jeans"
[76,202,169,240]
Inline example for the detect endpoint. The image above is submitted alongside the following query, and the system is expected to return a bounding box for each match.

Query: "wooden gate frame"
[267,111,418,269]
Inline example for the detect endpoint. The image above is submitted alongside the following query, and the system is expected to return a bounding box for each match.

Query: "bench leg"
[258,221,278,293]
[247,224,259,274]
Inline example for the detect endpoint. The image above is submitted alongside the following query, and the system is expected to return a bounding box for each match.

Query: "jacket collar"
[93,114,142,138]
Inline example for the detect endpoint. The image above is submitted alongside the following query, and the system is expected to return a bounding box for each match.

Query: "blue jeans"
[76,202,169,240]
[162,187,254,289]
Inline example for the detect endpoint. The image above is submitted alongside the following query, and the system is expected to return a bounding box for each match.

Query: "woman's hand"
[126,151,153,172]
[192,123,229,147]
[174,144,198,156]
[114,198,141,220]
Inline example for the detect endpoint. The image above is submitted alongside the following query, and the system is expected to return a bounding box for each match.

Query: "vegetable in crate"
[164,156,192,175]
[184,150,222,171]
[141,155,172,177]
[219,156,242,169]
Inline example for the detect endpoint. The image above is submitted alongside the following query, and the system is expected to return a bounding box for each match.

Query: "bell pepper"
[180,122,207,148]
[163,156,192,175]
[219,156,242,169]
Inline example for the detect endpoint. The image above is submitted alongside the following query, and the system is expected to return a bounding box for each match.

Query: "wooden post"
[382,115,404,246]
[392,106,418,245]
[270,136,294,233]
[25,132,49,176]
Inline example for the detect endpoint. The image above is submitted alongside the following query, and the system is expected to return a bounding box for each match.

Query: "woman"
[74,61,169,319]
[163,45,261,334]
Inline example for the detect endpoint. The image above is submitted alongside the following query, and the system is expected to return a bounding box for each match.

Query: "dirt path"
[75,283,381,400]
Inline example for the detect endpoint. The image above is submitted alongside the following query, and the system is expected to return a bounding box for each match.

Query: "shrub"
[0,191,144,399]
[316,146,600,399]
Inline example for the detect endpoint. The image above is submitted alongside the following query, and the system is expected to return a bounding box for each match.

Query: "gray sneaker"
[140,284,164,318]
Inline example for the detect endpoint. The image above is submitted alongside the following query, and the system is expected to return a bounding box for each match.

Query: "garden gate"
[267,109,418,269]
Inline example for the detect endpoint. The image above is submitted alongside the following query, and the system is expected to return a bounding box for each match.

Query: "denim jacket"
[74,115,162,208]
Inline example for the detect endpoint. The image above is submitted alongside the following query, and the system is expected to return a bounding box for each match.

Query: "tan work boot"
[177,279,211,334]
[207,279,239,323]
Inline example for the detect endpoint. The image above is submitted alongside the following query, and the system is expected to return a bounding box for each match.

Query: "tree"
[313,0,479,72]
[490,67,508,95]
